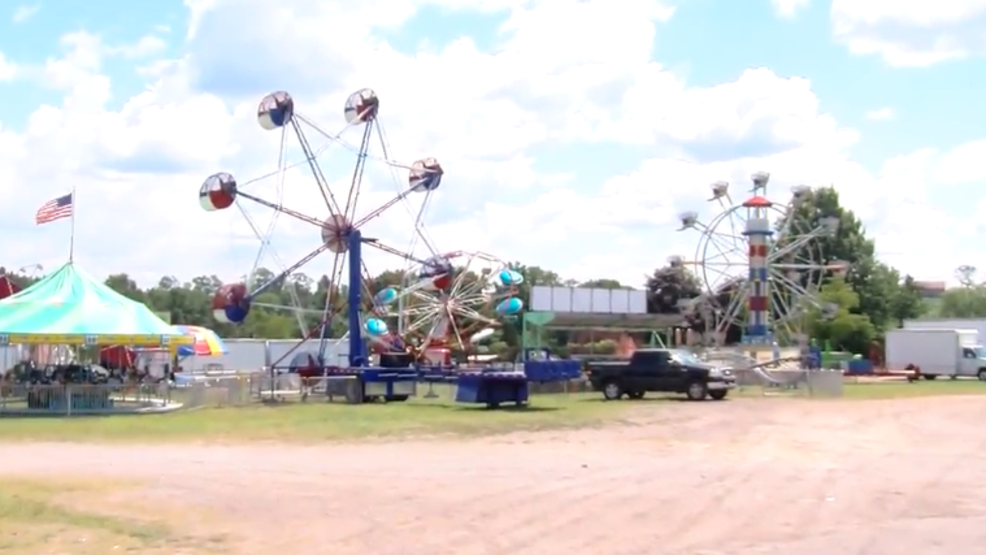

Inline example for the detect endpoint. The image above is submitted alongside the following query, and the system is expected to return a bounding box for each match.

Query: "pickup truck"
[586,348,736,401]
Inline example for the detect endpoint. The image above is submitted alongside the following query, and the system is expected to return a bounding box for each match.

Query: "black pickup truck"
[586,348,736,401]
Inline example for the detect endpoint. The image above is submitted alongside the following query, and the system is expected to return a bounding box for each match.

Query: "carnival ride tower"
[742,173,774,344]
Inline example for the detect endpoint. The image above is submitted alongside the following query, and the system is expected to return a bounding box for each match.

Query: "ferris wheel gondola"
[198,89,443,364]
[676,172,848,345]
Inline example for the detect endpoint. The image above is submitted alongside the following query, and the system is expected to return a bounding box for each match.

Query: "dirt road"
[3,396,986,554]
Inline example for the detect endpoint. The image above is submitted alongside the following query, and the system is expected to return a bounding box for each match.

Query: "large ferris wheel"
[676,172,847,345]
[197,89,523,367]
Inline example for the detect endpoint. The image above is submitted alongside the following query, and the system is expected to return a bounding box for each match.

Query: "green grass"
[0,479,182,555]
[1,380,984,444]
[840,379,986,399]
[0,389,630,443]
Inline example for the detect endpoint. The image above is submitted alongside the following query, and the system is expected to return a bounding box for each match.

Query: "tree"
[956,265,978,287]
[579,279,629,289]
[645,262,701,314]
[808,278,875,353]
[780,186,894,330]
[937,267,986,318]
[889,275,925,327]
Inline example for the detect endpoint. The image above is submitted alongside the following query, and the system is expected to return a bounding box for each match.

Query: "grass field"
[0,389,629,443]
[0,380,983,443]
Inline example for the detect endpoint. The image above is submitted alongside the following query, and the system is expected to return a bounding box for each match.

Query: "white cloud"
[772,0,809,18]
[0,0,981,299]
[831,0,986,66]
[0,52,14,81]
[865,107,895,120]
[108,35,168,59]
[11,4,38,24]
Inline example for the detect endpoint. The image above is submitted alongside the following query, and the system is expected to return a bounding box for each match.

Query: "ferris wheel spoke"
[289,117,343,217]
[250,243,331,299]
[705,229,743,257]
[700,260,749,268]
[252,302,325,315]
[375,119,442,258]
[236,190,327,229]
[453,292,491,307]
[449,304,498,326]
[293,111,408,170]
[409,289,439,304]
[445,307,468,350]
[341,118,373,224]
[362,240,430,266]
[775,204,799,239]
[408,189,440,257]
[235,201,311,335]
[235,202,273,288]
[768,231,821,263]
[351,183,422,230]
[702,262,744,292]
[715,287,748,338]
[401,305,440,317]
[315,251,348,341]
[722,210,747,251]
[771,268,815,299]
[447,263,477,300]
[703,235,746,274]
[406,306,445,334]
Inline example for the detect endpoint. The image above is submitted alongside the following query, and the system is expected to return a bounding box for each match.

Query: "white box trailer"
[886,328,986,379]
[904,318,986,341]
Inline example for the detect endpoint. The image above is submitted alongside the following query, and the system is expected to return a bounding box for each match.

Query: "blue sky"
[0,0,984,285]
[0,1,183,122]
[2,0,982,172]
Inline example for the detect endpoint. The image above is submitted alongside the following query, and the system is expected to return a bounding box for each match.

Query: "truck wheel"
[685,382,708,401]
[978,369,986,381]
[602,381,623,400]
[923,375,937,381]
[627,391,645,400]
[709,390,728,401]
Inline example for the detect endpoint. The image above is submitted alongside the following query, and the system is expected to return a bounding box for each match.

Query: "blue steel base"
[455,371,529,408]
[358,367,418,402]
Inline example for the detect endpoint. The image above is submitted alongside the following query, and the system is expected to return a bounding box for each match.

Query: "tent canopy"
[0,263,191,346]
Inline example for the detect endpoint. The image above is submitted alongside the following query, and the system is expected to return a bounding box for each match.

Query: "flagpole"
[69,186,76,263]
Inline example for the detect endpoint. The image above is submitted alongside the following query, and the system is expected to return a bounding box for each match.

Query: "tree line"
[2,186,983,354]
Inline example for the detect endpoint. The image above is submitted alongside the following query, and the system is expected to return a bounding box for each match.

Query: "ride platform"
[454,370,529,408]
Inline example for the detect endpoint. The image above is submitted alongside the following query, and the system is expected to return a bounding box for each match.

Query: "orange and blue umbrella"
[171,325,227,357]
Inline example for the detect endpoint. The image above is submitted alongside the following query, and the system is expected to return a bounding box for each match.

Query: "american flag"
[35,193,74,225]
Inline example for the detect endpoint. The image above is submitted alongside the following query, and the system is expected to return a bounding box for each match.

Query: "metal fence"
[0,382,173,416]
[0,374,598,415]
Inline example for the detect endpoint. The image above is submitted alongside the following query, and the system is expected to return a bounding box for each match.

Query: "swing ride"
[198,89,572,406]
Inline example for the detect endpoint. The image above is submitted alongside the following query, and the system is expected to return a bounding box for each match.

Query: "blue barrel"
[846,359,874,375]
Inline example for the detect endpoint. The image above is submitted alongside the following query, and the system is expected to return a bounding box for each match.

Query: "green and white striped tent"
[0,263,191,347]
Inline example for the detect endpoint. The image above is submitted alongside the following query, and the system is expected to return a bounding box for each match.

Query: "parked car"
[586,348,736,401]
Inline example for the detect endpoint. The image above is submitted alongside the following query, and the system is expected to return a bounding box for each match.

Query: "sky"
[1,0,985,291]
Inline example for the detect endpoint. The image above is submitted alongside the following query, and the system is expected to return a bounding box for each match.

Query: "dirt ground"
[3,396,986,555]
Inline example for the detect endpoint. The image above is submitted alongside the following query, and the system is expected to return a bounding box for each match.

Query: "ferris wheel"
[676,172,847,344]
[197,89,445,361]
[377,251,523,363]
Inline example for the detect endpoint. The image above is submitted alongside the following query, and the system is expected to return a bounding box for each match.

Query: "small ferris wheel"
[676,172,847,345]
[381,251,524,364]
[197,89,446,362]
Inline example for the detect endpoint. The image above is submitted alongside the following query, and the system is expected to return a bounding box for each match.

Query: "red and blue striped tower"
[742,195,773,344]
